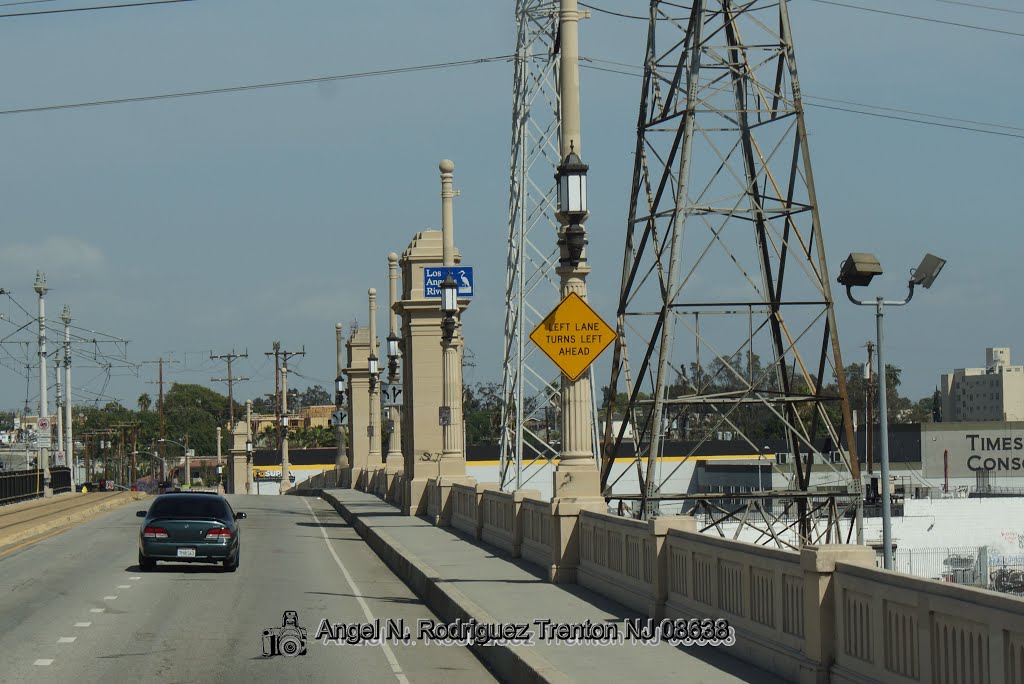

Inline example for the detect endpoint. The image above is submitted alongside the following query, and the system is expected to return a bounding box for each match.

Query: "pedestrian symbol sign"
[530,292,615,381]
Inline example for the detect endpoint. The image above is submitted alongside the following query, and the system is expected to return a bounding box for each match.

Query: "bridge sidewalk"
[316,488,778,684]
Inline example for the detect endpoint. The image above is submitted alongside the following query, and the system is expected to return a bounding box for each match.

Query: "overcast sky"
[0,0,1020,414]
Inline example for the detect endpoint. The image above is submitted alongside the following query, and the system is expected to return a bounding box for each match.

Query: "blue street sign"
[424,266,474,299]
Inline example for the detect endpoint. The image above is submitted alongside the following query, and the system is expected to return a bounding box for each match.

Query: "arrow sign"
[381,383,403,407]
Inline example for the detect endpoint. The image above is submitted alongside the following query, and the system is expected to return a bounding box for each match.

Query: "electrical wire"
[915,0,1024,15]
[805,102,1024,139]
[0,0,192,19]
[807,0,1024,37]
[0,55,514,117]
[579,58,1023,139]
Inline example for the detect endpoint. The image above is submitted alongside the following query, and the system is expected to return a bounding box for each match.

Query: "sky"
[0,0,1020,414]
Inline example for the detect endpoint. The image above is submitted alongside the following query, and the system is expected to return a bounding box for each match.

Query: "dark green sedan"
[137,492,246,572]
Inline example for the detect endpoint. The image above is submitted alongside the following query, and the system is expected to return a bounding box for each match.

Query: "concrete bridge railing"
[479,488,541,557]
[521,497,553,570]
[320,472,1024,683]
[831,559,1024,683]
[451,482,483,538]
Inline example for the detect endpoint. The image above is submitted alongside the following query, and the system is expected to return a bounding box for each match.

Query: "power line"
[579,2,648,20]
[916,0,1024,15]
[805,102,1024,139]
[579,58,1023,139]
[0,0,192,19]
[807,0,1024,37]
[0,55,513,117]
[805,94,1024,133]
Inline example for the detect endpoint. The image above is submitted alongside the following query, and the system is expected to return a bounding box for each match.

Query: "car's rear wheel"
[223,549,239,573]
[138,551,155,572]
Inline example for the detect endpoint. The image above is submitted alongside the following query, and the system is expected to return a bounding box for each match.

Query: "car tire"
[224,549,239,573]
[139,551,155,572]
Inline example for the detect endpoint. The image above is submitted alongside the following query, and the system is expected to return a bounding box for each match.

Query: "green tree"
[137,393,152,412]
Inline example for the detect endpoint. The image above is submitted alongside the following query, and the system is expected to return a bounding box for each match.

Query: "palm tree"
[137,393,152,412]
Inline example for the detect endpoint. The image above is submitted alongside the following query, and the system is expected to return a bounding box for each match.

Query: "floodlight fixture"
[837,253,883,288]
[910,253,946,290]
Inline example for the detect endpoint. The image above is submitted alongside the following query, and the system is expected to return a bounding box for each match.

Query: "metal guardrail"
[51,467,71,495]
[0,468,45,504]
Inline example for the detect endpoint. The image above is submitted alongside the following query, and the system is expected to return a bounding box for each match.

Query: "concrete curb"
[0,492,145,548]
[315,489,572,684]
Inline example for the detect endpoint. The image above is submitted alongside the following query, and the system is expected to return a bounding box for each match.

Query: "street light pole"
[280,363,290,494]
[63,305,73,490]
[553,0,599,501]
[839,252,946,570]
[367,288,382,484]
[34,271,51,496]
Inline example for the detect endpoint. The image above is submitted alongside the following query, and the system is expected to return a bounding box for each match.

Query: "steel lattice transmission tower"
[603,0,860,545]
[500,0,599,491]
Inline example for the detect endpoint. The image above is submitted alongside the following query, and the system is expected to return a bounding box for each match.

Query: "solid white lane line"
[90,608,104,613]
[34,659,53,666]
[103,596,117,600]
[74,622,91,628]
[117,585,131,589]
[58,637,76,644]
[302,498,409,684]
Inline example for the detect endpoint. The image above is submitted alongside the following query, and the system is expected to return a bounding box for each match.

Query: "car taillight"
[143,526,168,539]
[205,527,232,540]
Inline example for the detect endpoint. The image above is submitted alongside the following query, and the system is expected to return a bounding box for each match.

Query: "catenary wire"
[0,0,192,19]
[807,0,1024,37]
[915,0,1024,15]
[0,55,513,117]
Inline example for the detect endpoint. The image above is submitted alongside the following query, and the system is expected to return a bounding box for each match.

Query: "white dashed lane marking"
[90,608,104,613]
[117,585,131,589]
[103,596,117,600]
[129,576,141,580]
[58,637,76,644]
[34,659,53,666]
[74,622,91,628]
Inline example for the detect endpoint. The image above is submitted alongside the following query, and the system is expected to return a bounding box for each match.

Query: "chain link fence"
[893,546,1024,597]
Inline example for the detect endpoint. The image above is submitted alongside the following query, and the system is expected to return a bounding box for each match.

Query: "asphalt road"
[0,494,497,683]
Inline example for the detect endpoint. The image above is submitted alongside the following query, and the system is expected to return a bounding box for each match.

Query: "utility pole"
[271,342,281,454]
[866,341,875,478]
[55,359,64,454]
[279,348,304,493]
[62,305,73,489]
[210,349,249,429]
[144,356,178,481]
[34,271,51,496]
[267,343,303,493]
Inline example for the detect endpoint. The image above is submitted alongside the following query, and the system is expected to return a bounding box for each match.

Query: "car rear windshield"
[149,497,231,521]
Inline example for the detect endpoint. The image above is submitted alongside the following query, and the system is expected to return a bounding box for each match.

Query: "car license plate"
[177,548,196,558]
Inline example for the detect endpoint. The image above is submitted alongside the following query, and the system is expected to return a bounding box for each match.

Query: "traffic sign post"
[530,292,615,381]
[37,417,50,431]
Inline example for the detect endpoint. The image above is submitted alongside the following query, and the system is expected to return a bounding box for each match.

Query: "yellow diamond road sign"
[530,292,615,381]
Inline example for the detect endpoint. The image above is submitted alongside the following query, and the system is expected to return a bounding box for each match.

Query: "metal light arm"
[843,281,916,308]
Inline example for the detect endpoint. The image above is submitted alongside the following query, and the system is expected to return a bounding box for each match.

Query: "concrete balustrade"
[831,559,1024,684]
[480,488,541,556]
[578,509,654,614]
[310,473,1024,683]
[451,482,482,537]
[521,497,553,569]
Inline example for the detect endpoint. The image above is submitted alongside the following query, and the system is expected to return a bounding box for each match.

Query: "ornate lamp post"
[439,273,461,461]
[556,144,589,269]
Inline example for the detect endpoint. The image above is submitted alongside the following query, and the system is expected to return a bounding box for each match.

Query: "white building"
[940,347,1024,422]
